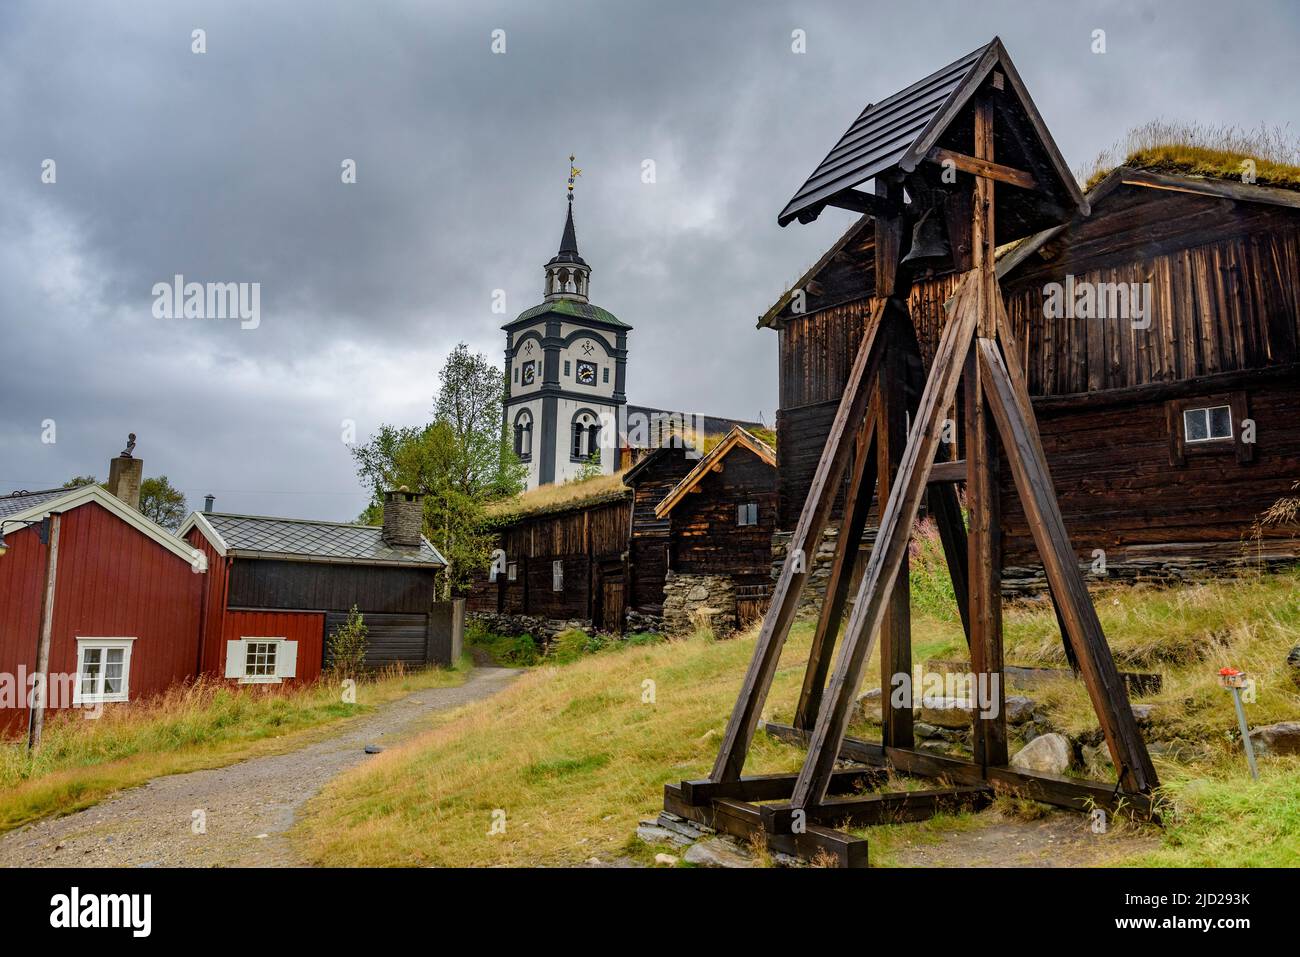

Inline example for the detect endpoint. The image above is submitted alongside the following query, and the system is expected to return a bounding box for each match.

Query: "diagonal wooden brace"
[791,269,984,807]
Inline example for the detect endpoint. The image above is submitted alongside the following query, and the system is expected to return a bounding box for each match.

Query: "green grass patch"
[0,660,469,834]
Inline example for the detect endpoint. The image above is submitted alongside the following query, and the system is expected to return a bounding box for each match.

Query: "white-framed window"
[507,561,518,582]
[552,560,564,591]
[74,638,135,705]
[225,637,298,684]
[1183,405,1233,443]
[737,502,759,526]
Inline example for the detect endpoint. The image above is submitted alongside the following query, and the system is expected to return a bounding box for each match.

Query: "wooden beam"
[27,514,61,750]
[790,270,982,808]
[679,766,888,805]
[826,187,900,219]
[874,178,904,297]
[663,784,869,867]
[762,786,991,833]
[709,301,889,782]
[927,459,967,483]
[927,481,971,643]
[793,392,879,731]
[763,722,1159,819]
[965,341,1007,767]
[926,147,1036,190]
[878,317,913,750]
[977,339,1158,794]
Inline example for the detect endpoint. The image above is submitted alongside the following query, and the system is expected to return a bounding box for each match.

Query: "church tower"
[503,159,630,491]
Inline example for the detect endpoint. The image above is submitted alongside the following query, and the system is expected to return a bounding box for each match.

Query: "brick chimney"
[382,487,424,547]
[107,435,144,509]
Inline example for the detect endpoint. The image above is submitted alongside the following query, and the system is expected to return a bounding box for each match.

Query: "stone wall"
[661,571,737,637]
[773,523,1298,609]
[469,612,593,646]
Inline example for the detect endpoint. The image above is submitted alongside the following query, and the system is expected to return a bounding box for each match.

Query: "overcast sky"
[2,0,1297,521]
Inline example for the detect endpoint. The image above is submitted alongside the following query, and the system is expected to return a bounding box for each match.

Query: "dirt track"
[0,666,520,868]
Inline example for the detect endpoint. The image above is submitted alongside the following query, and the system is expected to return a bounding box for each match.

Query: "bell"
[899,205,951,274]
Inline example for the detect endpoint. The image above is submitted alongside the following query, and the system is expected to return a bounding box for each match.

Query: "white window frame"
[226,637,298,684]
[1183,404,1233,444]
[507,561,518,582]
[73,637,136,705]
[552,560,564,592]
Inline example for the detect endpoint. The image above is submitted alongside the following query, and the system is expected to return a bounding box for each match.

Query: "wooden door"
[600,579,626,634]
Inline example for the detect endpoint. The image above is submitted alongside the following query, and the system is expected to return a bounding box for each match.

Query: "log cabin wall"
[669,446,778,581]
[466,495,631,623]
[626,449,697,613]
[769,180,1300,567]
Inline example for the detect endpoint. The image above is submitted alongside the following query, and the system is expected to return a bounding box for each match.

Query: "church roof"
[547,202,587,267]
[505,297,630,330]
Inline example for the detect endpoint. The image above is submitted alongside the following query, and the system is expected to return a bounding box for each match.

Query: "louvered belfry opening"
[666,38,1159,867]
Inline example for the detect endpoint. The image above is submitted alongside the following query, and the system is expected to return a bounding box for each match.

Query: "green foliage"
[576,451,603,482]
[326,605,369,680]
[138,475,188,530]
[908,516,959,622]
[352,343,525,597]
[464,622,540,666]
[62,475,100,489]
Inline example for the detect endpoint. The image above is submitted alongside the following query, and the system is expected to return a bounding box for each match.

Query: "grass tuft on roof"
[485,469,630,525]
[1078,120,1300,192]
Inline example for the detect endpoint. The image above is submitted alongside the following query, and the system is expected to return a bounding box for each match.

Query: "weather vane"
[567,154,581,202]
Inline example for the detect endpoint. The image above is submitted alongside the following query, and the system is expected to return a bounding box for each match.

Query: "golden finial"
[567,154,581,201]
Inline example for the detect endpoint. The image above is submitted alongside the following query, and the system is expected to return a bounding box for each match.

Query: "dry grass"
[0,663,469,833]
[485,469,629,522]
[299,567,1300,868]
[1078,120,1300,191]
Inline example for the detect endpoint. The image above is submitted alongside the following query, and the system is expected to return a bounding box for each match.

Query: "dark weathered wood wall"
[670,446,778,579]
[627,450,696,612]
[227,558,437,615]
[771,185,1300,560]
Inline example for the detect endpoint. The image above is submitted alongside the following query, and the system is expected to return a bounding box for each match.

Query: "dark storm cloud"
[2,0,1297,518]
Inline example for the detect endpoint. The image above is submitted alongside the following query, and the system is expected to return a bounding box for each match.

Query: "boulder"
[683,837,757,868]
[653,853,679,866]
[913,721,944,741]
[1004,695,1037,725]
[1129,703,1155,727]
[1082,743,1114,776]
[1249,721,1300,757]
[919,696,974,729]
[854,688,882,722]
[1010,732,1073,775]
[1288,646,1300,691]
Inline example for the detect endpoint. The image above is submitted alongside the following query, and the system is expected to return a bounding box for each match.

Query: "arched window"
[514,409,533,459]
[571,410,601,462]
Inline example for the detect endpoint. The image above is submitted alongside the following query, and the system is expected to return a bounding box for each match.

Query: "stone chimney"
[107,434,143,509]
[204,494,215,513]
[382,486,424,547]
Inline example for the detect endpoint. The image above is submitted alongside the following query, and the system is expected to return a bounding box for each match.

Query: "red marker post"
[1218,668,1258,781]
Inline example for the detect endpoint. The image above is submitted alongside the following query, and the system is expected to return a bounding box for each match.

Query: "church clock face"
[576,360,597,386]
[521,361,536,385]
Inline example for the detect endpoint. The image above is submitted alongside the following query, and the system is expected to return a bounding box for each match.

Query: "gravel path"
[0,666,520,868]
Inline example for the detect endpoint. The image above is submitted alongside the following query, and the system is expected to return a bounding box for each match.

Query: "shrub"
[327,606,369,681]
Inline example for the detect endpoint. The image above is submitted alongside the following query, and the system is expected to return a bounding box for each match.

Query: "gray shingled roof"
[778,41,990,227]
[0,487,72,519]
[204,513,446,567]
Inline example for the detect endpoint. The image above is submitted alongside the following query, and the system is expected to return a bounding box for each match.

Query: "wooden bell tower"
[663,38,1159,867]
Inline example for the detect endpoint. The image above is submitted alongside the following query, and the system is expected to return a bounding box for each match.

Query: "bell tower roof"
[546,202,588,269]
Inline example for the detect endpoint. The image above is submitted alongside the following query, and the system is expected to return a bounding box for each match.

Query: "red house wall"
[0,501,204,735]
[186,527,231,676]
[220,609,325,683]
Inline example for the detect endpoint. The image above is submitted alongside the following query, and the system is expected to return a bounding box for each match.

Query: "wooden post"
[710,302,888,782]
[878,316,913,749]
[793,394,878,731]
[791,273,981,808]
[28,513,61,751]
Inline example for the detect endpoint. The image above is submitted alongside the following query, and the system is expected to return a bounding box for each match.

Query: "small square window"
[737,502,759,526]
[1183,405,1232,443]
[246,640,278,677]
[74,638,135,705]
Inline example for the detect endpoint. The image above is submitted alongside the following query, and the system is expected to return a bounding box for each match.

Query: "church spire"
[544,154,590,302]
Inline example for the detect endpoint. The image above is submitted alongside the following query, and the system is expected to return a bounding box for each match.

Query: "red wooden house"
[178,489,451,683]
[0,482,206,735]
